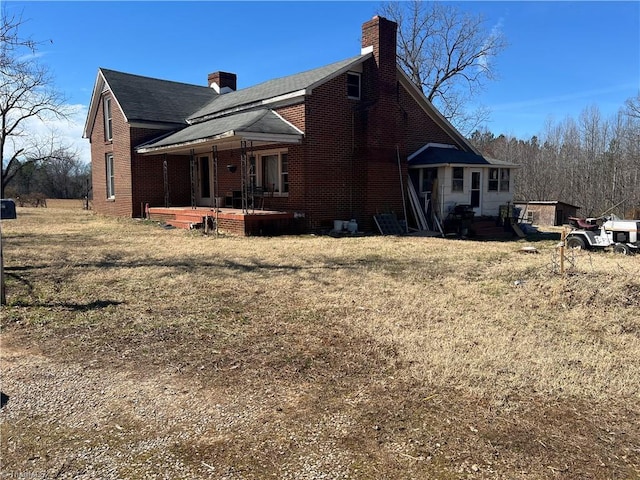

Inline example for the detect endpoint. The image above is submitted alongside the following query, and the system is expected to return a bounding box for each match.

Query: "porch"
[147,206,296,236]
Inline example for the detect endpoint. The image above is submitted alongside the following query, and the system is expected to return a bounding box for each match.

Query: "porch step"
[471,219,515,240]
[165,219,199,230]
[163,211,217,230]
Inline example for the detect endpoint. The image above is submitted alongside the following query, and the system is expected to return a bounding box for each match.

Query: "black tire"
[613,243,631,255]
[566,236,586,250]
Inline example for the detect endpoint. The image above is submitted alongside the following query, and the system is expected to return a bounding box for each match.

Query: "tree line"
[4,148,90,203]
[470,96,640,219]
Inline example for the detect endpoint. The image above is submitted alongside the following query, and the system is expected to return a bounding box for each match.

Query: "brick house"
[83,16,516,235]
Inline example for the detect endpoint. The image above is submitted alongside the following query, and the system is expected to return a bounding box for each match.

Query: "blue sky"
[6,1,639,162]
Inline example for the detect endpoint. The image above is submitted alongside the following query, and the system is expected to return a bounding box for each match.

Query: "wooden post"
[560,227,566,275]
[1,222,5,305]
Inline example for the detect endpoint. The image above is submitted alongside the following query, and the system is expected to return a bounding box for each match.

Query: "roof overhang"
[136,108,303,156]
[408,144,519,169]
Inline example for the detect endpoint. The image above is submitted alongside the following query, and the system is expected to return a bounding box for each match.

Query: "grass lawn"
[1,207,639,479]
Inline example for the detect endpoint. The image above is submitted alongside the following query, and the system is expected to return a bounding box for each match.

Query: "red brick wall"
[90,92,133,217]
[90,93,188,218]
[399,87,463,153]
[130,127,191,217]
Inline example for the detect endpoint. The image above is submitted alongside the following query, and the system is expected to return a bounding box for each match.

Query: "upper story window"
[250,150,289,195]
[488,168,510,192]
[347,72,361,100]
[103,97,113,141]
[452,167,464,192]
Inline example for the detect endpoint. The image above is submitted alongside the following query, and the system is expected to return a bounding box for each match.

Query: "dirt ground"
[1,208,639,479]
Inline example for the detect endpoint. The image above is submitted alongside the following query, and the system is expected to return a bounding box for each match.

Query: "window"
[106,153,115,199]
[254,151,289,194]
[500,168,510,192]
[104,97,113,141]
[488,168,510,192]
[452,167,464,192]
[347,72,361,100]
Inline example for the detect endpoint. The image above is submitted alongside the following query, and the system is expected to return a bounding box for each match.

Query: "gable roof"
[83,41,481,157]
[82,69,218,138]
[136,109,303,154]
[188,54,370,122]
[101,68,218,124]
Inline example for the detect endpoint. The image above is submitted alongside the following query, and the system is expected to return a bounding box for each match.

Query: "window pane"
[347,73,360,99]
[281,153,288,193]
[104,97,112,141]
[263,154,279,192]
[488,168,498,191]
[249,156,257,189]
[106,154,115,198]
[452,167,464,192]
[500,169,510,192]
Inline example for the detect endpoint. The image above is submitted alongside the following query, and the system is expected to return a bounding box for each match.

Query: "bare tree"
[624,92,640,119]
[1,9,72,199]
[380,1,507,135]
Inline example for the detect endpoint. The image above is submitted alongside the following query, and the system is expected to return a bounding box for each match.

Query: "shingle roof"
[136,109,303,152]
[100,68,218,125]
[409,146,519,168]
[188,54,369,121]
[409,146,489,166]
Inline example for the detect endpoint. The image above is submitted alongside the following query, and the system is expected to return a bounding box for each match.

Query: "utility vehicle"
[566,215,639,255]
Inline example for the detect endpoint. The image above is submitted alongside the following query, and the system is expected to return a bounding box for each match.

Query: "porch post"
[163,154,169,208]
[189,149,196,209]
[240,140,249,213]
[212,145,219,209]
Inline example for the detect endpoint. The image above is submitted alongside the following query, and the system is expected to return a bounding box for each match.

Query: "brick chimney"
[361,15,397,92]
[208,71,237,93]
[359,15,401,149]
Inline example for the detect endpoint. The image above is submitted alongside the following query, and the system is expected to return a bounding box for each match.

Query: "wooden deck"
[147,206,296,236]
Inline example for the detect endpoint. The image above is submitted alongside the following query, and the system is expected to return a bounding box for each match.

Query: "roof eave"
[136,131,302,155]
[83,68,129,139]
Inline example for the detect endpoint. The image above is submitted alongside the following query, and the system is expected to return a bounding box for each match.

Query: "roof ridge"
[99,67,213,91]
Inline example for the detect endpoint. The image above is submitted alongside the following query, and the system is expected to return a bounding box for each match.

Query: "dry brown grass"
[1,207,639,479]
[43,198,90,209]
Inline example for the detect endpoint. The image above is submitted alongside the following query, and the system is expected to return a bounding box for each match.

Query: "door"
[196,155,213,206]
[470,170,482,215]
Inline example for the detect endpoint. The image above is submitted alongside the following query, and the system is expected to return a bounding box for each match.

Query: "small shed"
[514,201,580,226]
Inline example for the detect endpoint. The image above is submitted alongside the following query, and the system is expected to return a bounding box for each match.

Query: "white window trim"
[106,153,115,199]
[347,72,361,100]
[252,149,289,196]
[104,96,113,141]
[452,167,464,192]
[488,167,511,192]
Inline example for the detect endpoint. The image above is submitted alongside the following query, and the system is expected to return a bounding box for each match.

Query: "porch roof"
[408,146,518,168]
[136,109,303,155]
